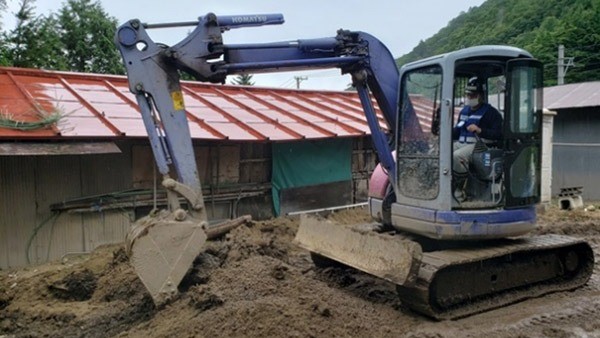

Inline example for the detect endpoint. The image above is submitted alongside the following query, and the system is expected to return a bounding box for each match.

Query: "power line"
[278,77,295,88]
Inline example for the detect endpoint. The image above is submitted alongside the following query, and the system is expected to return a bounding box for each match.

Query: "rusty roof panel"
[204,122,259,140]
[101,118,146,137]
[247,123,297,140]
[309,98,365,120]
[94,103,141,119]
[60,116,117,137]
[186,107,230,124]
[0,98,37,116]
[283,122,330,138]
[227,93,265,108]
[68,86,125,105]
[319,122,361,137]
[338,120,372,133]
[251,107,298,123]
[188,123,222,140]
[0,67,389,141]
[20,83,74,102]
[0,84,27,100]
[49,101,95,117]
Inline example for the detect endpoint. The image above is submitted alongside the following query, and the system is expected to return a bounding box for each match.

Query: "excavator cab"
[451,58,543,209]
[370,47,544,240]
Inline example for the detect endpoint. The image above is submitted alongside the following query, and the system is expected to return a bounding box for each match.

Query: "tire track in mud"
[491,297,600,337]
[405,296,600,338]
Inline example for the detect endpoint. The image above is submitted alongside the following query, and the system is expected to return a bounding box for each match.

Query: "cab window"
[397,66,442,200]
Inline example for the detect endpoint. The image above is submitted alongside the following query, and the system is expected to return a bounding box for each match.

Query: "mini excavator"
[115,13,594,319]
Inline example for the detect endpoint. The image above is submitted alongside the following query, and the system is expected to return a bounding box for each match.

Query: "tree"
[3,0,66,69]
[231,74,255,86]
[57,0,123,74]
[0,0,9,66]
[0,0,7,21]
[0,0,124,74]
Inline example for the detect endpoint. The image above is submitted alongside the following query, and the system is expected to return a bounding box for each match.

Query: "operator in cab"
[452,77,503,198]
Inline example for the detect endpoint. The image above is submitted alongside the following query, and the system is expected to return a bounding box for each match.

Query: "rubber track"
[397,234,595,320]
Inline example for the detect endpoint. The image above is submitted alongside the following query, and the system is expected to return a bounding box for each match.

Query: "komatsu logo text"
[230,16,268,24]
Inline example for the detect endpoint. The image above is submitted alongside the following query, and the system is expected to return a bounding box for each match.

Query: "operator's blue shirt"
[452,103,503,144]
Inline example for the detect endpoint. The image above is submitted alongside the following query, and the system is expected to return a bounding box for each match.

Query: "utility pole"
[557,45,574,85]
[294,76,308,89]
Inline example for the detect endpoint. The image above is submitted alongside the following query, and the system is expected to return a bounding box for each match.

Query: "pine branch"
[0,108,64,131]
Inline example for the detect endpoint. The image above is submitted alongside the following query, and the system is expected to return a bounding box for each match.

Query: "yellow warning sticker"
[171,91,185,111]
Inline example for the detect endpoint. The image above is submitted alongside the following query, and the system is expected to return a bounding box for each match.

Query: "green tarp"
[272,138,352,216]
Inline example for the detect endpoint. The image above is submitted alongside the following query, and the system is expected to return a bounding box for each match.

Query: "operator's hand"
[466,124,482,134]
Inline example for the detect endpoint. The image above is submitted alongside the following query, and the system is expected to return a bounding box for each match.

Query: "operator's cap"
[465,77,484,94]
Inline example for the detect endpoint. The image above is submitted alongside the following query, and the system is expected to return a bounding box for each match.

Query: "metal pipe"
[143,21,199,29]
[286,202,368,216]
[205,215,252,239]
[220,56,361,73]
[143,14,285,30]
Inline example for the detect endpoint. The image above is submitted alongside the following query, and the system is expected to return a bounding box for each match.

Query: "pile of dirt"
[1,205,599,337]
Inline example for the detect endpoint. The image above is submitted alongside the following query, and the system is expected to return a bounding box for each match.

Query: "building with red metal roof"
[0,66,395,268]
[5,65,598,268]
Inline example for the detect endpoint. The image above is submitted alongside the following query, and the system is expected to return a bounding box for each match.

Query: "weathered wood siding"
[1,137,376,268]
[0,150,132,269]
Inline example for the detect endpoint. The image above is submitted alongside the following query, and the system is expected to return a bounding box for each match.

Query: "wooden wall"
[0,150,132,268]
[0,137,376,268]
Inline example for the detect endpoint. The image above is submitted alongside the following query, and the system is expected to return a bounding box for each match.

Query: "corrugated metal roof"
[545,81,600,110]
[0,67,394,141]
[7,66,599,141]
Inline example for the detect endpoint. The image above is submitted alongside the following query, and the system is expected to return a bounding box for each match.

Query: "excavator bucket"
[126,211,251,305]
[126,210,207,305]
[294,214,423,286]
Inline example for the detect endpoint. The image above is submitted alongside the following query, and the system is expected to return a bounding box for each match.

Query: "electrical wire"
[26,211,61,264]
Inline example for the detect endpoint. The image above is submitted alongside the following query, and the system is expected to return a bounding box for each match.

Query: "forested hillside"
[396,0,600,86]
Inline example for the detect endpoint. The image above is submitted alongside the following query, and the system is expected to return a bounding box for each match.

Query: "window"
[508,66,542,134]
[396,66,442,200]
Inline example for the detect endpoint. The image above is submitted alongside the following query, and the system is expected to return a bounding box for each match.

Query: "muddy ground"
[1,204,600,338]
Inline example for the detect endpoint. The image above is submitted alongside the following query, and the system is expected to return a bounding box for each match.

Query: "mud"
[1,204,599,338]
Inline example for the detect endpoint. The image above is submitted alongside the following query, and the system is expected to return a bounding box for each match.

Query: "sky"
[3,0,486,90]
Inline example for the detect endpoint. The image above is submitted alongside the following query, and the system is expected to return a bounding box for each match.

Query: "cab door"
[503,59,543,207]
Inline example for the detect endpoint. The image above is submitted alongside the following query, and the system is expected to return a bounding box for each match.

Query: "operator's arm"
[477,105,503,140]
